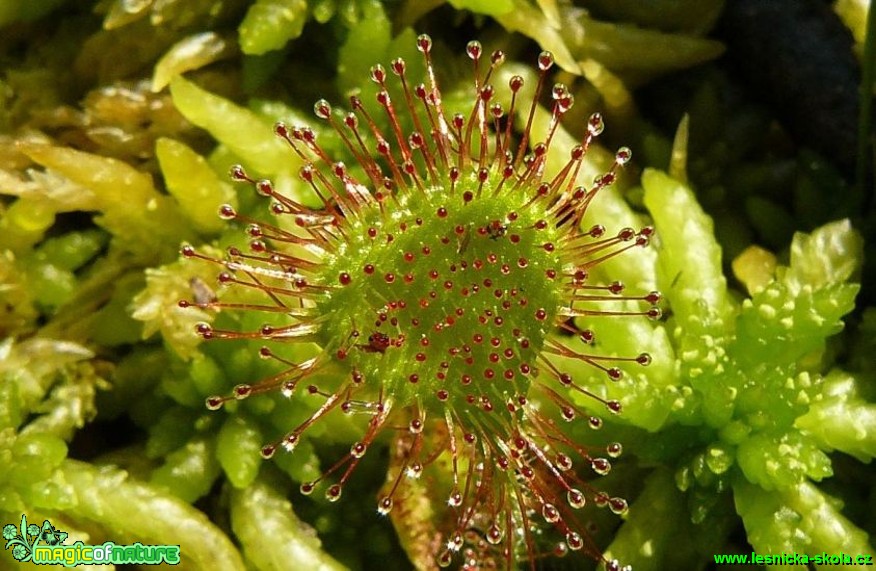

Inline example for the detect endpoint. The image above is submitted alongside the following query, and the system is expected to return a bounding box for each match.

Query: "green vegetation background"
[0,1,874,570]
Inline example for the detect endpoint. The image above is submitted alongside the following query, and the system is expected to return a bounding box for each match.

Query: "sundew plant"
[1,1,875,570]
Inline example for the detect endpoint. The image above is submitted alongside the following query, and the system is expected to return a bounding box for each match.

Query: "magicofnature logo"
[3,514,180,567]
[3,515,67,562]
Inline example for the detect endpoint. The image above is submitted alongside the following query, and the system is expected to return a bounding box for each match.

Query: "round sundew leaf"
[315,183,565,412]
[188,33,662,571]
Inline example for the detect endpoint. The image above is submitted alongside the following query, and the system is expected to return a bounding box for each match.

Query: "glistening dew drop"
[179,34,659,571]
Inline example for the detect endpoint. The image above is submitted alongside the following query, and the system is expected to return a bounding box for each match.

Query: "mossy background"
[1,1,875,570]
